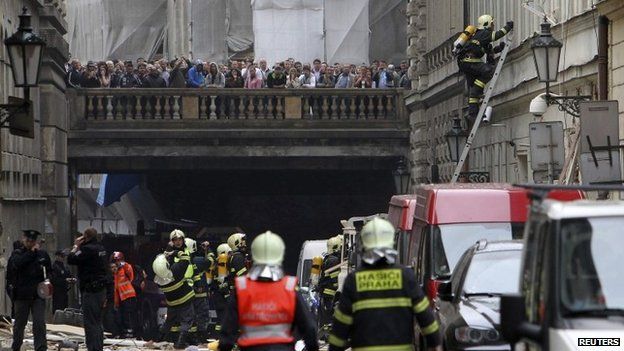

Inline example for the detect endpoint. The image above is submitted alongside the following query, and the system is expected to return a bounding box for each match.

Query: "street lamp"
[0,7,45,133]
[393,158,410,194]
[446,118,468,163]
[530,18,590,117]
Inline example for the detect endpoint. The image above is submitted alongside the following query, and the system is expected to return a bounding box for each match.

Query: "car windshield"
[432,222,524,277]
[300,259,312,287]
[560,217,624,314]
[462,250,522,295]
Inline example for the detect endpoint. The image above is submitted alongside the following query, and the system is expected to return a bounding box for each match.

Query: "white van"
[296,240,326,288]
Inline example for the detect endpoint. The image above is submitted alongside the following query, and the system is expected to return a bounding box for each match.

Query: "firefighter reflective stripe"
[167,290,195,306]
[170,326,180,332]
[214,325,222,331]
[413,297,430,313]
[160,279,185,293]
[329,271,340,278]
[195,292,207,298]
[474,79,486,88]
[461,58,483,63]
[329,334,347,347]
[352,297,412,312]
[422,320,439,335]
[334,308,353,325]
[239,323,292,341]
[352,345,414,351]
[323,288,336,296]
[232,266,247,276]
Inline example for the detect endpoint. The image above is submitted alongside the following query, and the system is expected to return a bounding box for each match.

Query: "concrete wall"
[0,0,69,315]
[406,0,601,184]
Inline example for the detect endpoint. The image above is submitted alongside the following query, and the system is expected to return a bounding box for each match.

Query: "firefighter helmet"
[185,238,197,254]
[478,14,494,29]
[327,235,341,254]
[360,217,396,251]
[111,251,124,262]
[227,233,247,250]
[152,253,174,285]
[251,231,285,265]
[217,243,232,255]
[170,229,185,241]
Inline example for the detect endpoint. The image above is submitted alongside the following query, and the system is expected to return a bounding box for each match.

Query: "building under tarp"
[66,0,405,66]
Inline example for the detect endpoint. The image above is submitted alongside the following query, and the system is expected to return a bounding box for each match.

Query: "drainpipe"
[598,15,609,100]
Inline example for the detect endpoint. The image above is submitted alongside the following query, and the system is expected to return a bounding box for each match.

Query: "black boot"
[174,331,189,349]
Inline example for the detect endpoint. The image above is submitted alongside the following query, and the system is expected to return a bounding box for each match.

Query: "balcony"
[67,88,410,172]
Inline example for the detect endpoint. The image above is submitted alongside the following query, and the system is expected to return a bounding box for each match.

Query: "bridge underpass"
[67,87,409,271]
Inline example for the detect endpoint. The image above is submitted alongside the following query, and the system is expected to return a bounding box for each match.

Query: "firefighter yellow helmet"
[478,14,494,29]
[170,229,185,241]
[227,233,247,250]
[360,217,396,251]
[185,238,197,253]
[217,243,232,255]
[251,231,285,265]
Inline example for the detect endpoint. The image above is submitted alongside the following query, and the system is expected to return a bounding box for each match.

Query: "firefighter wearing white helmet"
[156,230,196,349]
[184,237,212,343]
[219,231,319,351]
[317,235,342,339]
[226,233,249,290]
[454,14,513,122]
[328,218,442,351]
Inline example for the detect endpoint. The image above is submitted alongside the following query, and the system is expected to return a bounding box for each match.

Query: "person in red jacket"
[111,251,137,338]
[220,231,319,351]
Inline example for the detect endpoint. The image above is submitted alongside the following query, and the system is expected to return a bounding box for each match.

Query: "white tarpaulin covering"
[252,0,325,65]
[191,0,227,61]
[325,0,369,65]
[66,0,166,62]
[369,0,407,64]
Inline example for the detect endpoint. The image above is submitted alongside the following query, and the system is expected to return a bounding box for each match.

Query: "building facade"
[406,0,620,185]
[0,0,69,314]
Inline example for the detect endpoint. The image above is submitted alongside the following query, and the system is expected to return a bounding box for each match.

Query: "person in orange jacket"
[111,251,137,338]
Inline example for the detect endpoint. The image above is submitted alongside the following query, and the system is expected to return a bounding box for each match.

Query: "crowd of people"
[65,57,411,90]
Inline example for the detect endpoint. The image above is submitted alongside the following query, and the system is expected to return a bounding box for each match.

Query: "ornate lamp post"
[445,118,468,164]
[393,158,410,194]
[0,7,45,132]
[531,19,590,117]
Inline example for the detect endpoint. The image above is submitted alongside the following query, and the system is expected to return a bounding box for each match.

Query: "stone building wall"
[0,0,69,315]
[406,0,602,185]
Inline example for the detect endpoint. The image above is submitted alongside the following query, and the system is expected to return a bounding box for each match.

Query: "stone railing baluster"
[199,96,207,119]
[275,96,283,119]
[106,95,114,120]
[209,95,217,120]
[134,96,142,119]
[172,96,180,119]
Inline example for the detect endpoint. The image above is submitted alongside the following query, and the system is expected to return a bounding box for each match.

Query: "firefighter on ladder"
[454,14,513,122]
[328,218,442,351]
[317,235,341,339]
[219,231,319,351]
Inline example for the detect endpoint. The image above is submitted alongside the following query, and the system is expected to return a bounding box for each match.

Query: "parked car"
[502,189,624,351]
[296,239,327,289]
[436,240,523,350]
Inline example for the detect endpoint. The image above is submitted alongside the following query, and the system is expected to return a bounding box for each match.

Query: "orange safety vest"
[235,275,297,347]
[114,263,137,306]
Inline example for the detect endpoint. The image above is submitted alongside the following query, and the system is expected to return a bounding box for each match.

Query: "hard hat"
[152,253,173,280]
[111,251,124,262]
[170,229,185,241]
[217,243,232,255]
[327,235,342,254]
[360,217,396,251]
[478,14,494,29]
[227,233,247,250]
[251,231,285,265]
[185,238,197,254]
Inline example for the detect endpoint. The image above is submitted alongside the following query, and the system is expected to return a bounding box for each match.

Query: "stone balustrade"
[68,88,407,124]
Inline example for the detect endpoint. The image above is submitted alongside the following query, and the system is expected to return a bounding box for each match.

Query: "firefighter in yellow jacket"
[329,218,442,351]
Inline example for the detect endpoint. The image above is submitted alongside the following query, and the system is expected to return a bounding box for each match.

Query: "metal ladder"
[451,34,514,183]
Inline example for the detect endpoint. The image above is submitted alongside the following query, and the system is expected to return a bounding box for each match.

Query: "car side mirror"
[437,281,454,302]
[501,294,542,344]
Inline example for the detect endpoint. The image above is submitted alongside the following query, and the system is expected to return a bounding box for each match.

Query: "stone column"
[39,1,71,247]
[406,0,430,185]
